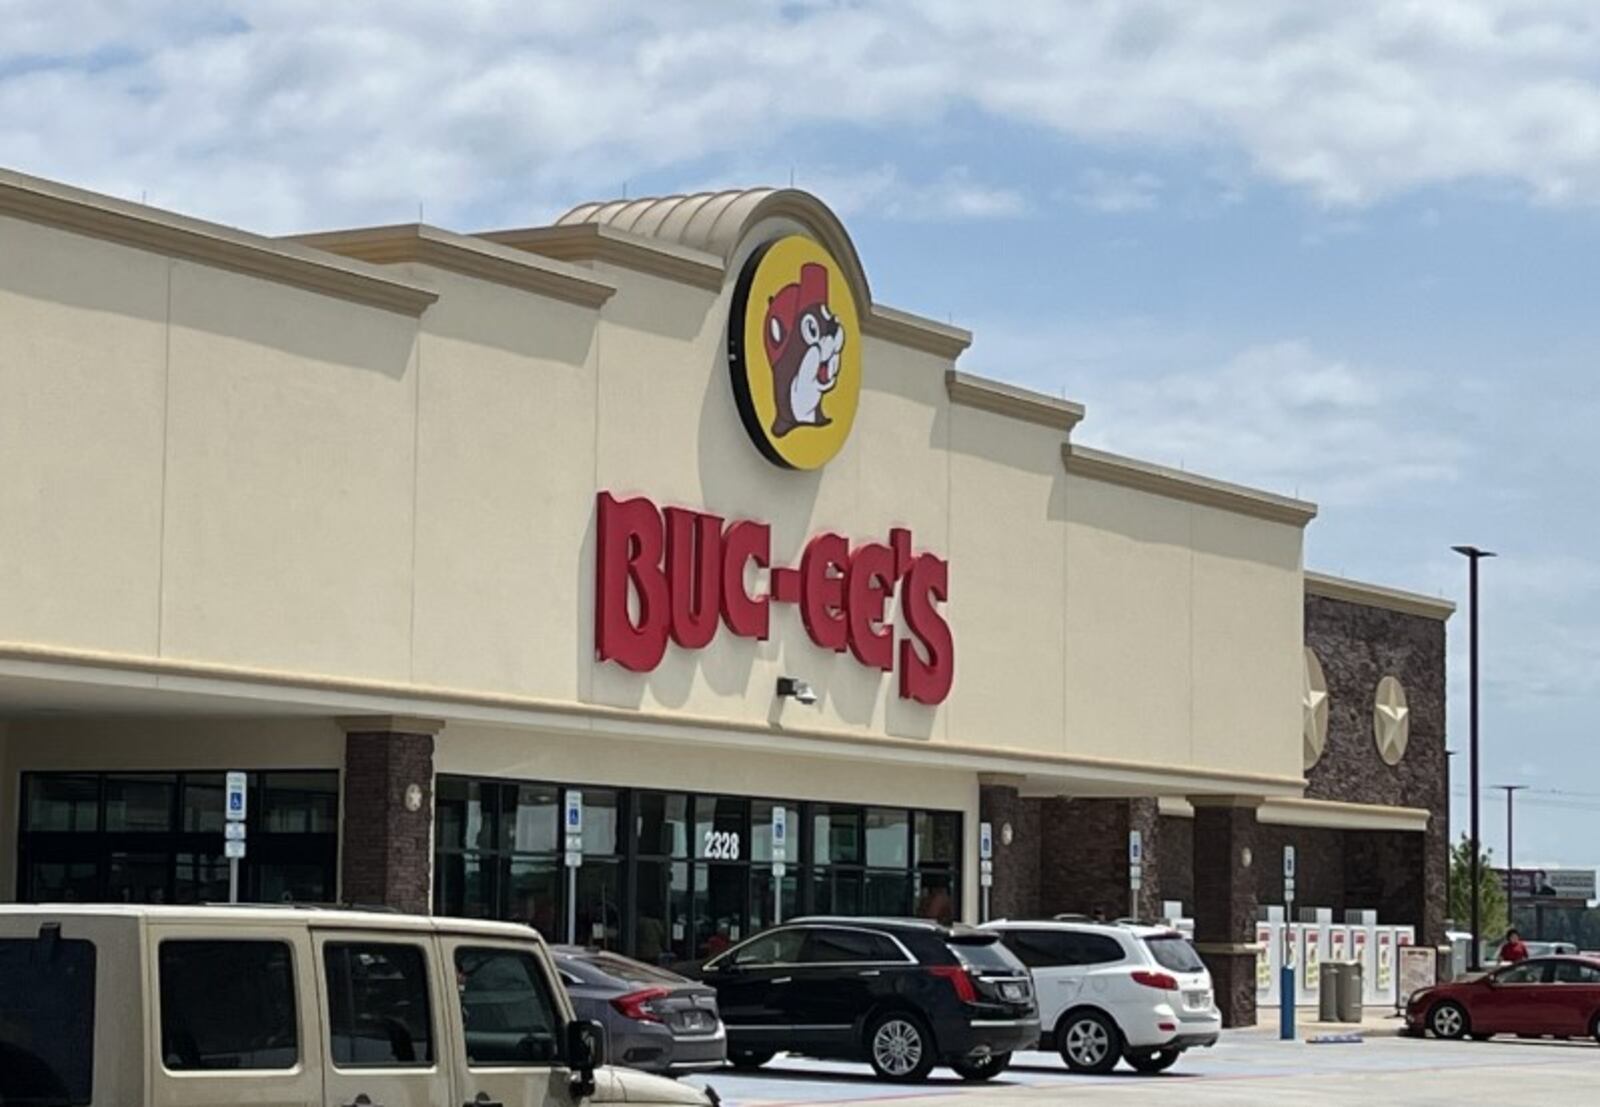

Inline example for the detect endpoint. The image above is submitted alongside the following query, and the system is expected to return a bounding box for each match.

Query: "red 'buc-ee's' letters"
[594,493,952,703]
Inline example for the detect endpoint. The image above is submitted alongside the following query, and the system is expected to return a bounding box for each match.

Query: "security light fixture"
[776,676,818,705]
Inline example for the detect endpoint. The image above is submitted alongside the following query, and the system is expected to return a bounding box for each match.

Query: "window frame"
[321,940,439,1070]
[157,938,300,1073]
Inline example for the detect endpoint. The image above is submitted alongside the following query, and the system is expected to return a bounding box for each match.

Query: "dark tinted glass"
[260,772,338,834]
[104,774,175,832]
[694,795,747,859]
[803,928,903,963]
[951,935,1027,972]
[578,789,621,856]
[813,805,862,865]
[506,856,560,937]
[24,775,99,832]
[726,928,805,966]
[324,943,434,1066]
[181,774,224,833]
[1552,960,1600,984]
[1000,929,1071,968]
[635,793,689,857]
[25,861,98,903]
[0,935,96,1104]
[914,811,961,865]
[586,952,687,986]
[1145,936,1206,973]
[159,941,297,1070]
[456,947,560,1064]
[1078,933,1127,965]
[1495,961,1547,985]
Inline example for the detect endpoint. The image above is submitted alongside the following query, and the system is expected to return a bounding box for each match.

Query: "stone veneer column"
[978,776,1040,921]
[1038,797,1162,921]
[337,715,444,915]
[1190,795,1262,1028]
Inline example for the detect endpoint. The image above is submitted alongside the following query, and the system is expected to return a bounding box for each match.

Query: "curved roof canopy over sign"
[556,188,873,312]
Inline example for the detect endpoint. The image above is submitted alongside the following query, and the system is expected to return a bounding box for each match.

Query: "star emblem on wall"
[1373,675,1410,766]
[1302,647,1329,770]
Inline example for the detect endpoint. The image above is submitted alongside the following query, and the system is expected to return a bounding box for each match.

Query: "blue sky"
[2,2,1596,874]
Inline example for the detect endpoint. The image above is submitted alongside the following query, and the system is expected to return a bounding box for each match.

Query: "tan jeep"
[0,904,718,1107]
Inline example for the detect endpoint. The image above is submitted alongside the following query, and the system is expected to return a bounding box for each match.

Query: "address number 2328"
[703,831,741,861]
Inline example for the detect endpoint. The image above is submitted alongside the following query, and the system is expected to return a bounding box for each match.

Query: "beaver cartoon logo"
[728,234,862,469]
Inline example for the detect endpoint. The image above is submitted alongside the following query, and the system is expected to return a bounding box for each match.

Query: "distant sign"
[979,822,993,861]
[1129,830,1143,865]
[225,771,248,823]
[1497,868,1595,901]
[1399,945,1436,1002]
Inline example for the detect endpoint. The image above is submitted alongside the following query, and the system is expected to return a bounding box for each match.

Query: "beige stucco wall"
[0,204,1306,792]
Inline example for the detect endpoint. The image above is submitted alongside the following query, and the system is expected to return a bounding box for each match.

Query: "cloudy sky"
[5,1,1597,873]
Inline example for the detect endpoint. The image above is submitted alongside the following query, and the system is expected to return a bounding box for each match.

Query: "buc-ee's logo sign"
[594,492,953,705]
[728,235,862,470]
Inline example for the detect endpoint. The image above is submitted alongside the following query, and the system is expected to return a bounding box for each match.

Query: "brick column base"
[338,715,443,915]
[1195,949,1258,1028]
[1190,796,1262,1028]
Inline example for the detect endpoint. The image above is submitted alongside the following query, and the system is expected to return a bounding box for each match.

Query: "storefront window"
[433,775,962,961]
[17,770,338,905]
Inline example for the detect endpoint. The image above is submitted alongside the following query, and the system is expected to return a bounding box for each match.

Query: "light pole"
[1495,784,1526,936]
[1452,545,1495,970]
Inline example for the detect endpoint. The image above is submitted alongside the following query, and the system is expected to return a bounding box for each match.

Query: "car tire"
[1590,1013,1600,1045]
[1429,1001,1470,1040]
[866,1011,937,1083]
[1125,1047,1180,1074]
[1058,1010,1122,1075]
[951,1053,1011,1081]
[727,1048,775,1070]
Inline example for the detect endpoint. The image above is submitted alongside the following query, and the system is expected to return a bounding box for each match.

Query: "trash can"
[1337,960,1365,1022]
[1319,962,1343,1021]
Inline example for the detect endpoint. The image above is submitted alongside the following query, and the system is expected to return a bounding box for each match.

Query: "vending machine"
[1295,908,1333,1006]
[1328,924,1351,965]
[1257,919,1279,1008]
[1346,909,1380,1005]
[1375,928,1397,1006]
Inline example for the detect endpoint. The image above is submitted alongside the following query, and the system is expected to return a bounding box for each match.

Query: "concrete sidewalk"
[1232,1008,1410,1039]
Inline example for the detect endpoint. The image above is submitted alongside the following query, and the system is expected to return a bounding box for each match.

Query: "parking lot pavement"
[683,1033,1600,1106]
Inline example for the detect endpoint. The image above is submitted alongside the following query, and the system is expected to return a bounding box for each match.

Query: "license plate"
[680,1012,710,1031]
[1000,982,1025,1000]
[1185,990,1211,1010]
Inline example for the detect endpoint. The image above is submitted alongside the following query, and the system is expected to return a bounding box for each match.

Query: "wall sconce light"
[776,676,818,705]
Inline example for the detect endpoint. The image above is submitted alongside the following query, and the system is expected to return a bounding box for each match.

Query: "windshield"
[1144,935,1206,974]
[949,935,1026,973]
[0,934,96,1105]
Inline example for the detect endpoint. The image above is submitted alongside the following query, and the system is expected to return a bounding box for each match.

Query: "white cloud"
[5,2,1600,231]
[1070,168,1163,213]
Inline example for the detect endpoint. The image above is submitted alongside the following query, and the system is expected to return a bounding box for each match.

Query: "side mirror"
[565,1019,606,1098]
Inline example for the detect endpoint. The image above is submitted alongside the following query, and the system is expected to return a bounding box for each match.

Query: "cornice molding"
[1063,444,1319,527]
[862,305,973,360]
[0,167,437,316]
[478,223,726,291]
[1161,795,1432,834]
[946,370,1084,433]
[335,714,448,737]
[1305,570,1456,622]
[289,224,615,309]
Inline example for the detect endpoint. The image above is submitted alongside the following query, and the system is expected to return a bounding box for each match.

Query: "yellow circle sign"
[728,235,862,469]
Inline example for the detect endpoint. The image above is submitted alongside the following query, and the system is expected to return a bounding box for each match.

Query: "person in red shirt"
[1498,928,1529,963]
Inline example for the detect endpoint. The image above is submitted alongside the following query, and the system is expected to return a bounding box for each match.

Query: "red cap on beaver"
[764,262,829,365]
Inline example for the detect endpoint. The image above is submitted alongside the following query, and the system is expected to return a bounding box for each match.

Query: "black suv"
[680,916,1038,1082]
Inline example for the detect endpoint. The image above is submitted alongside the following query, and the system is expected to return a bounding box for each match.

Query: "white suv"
[981,918,1221,1074]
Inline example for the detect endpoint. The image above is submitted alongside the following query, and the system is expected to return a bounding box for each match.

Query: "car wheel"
[1125,1047,1180,1074]
[866,1012,936,1082]
[1429,1001,1470,1040]
[1590,1012,1600,1045]
[1058,1010,1122,1075]
[951,1053,1011,1081]
[727,1048,775,1070]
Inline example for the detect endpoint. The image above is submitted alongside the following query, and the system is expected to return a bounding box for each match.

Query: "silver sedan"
[552,946,727,1075]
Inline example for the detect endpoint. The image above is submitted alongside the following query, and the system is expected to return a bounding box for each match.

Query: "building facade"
[0,169,1449,1024]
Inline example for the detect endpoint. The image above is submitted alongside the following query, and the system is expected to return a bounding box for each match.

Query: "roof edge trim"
[0,167,437,316]
[1305,570,1456,621]
[477,223,725,290]
[1062,444,1319,527]
[946,369,1084,432]
[289,224,616,308]
[863,304,973,359]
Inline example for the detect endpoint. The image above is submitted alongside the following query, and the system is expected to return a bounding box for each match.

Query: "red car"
[1407,956,1600,1042]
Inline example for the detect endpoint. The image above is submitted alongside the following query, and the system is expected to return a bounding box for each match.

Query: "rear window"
[948,935,1026,973]
[1144,935,1205,974]
[584,952,687,986]
[0,932,96,1105]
